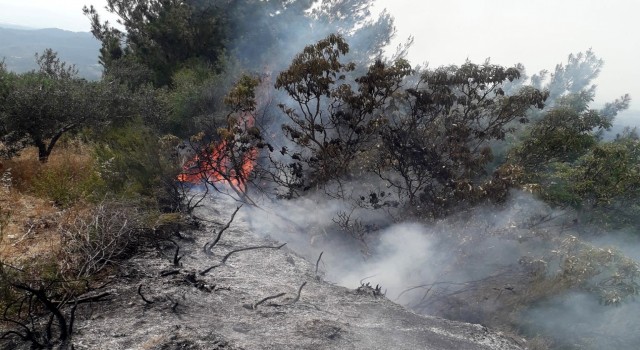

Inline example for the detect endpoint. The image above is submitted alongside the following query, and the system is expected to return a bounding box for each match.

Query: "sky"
[0,0,638,112]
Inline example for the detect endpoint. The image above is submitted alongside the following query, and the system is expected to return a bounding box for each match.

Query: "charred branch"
[160,270,181,277]
[137,284,155,304]
[245,292,286,310]
[204,205,242,255]
[199,243,287,276]
[168,239,182,266]
[315,251,324,277]
[289,282,307,305]
[1,283,80,348]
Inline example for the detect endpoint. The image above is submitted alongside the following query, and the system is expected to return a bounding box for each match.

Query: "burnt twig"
[11,283,71,343]
[170,299,179,312]
[160,270,180,277]
[222,243,287,264]
[204,206,242,255]
[315,251,324,276]
[137,284,154,304]
[252,292,286,309]
[199,243,287,276]
[173,245,182,266]
[289,282,307,305]
[165,239,183,266]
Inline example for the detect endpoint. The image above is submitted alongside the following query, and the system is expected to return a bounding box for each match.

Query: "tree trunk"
[34,138,50,163]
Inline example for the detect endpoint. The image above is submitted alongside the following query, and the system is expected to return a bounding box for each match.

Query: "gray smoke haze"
[196,3,640,348]
[227,187,640,350]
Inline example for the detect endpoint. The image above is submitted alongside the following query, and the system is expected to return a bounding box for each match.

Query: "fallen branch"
[172,244,182,266]
[160,270,180,277]
[137,284,154,304]
[315,251,324,276]
[222,243,287,265]
[289,282,307,305]
[204,206,242,255]
[251,292,286,309]
[200,243,286,276]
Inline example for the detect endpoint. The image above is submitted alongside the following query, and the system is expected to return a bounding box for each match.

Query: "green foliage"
[93,123,182,209]
[0,50,136,163]
[84,0,226,87]
[531,49,604,109]
[512,92,613,172]
[540,133,640,229]
[32,158,105,208]
[551,235,640,305]
[273,34,412,195]
[508,49,634,229]
[377,61,547,215]
[163,62,226,137]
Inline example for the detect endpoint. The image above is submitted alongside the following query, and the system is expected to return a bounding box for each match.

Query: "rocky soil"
[10,197,526,350]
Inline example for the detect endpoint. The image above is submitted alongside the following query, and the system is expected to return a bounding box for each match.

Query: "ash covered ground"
[33,197,525,350]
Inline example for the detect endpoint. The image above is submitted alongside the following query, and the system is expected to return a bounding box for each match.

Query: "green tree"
[271,34,411,196]
[84,0,226,87]
[222,0,398,69]
[539,129,640,229]
[0,50,134,162]
[511,91,623,171]
[531,49,605,109]
[374,61,548,216]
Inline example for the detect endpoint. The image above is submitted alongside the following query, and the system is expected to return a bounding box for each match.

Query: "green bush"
[31,156,105,207]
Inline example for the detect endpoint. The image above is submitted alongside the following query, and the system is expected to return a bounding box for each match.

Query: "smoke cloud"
[236,187,640,350]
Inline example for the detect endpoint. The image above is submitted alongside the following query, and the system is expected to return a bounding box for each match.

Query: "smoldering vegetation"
[244,189,640,350]
[177,3,640,348]
[2,1,639,349]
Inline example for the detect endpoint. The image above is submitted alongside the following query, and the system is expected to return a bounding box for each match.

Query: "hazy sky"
[1,0,638,111]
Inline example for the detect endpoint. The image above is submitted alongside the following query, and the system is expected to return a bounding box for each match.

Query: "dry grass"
[0,190,63,266]
[0,142,99,269]
[7,143,104,206]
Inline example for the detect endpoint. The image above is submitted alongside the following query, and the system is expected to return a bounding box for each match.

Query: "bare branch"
[137,284,154,304]
[222,243,286,265]
[204,205,242,255]
[289,282,307,305]
[199,243,287,276]
[315,251,324,276]
[250,292,286,309]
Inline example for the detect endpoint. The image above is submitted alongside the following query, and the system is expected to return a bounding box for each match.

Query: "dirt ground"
[3,196,525,350]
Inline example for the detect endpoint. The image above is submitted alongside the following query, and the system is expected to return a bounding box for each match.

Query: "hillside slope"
[18,197,524,350]
[0,27,101,79]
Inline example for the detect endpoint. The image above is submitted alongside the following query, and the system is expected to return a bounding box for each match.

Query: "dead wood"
[137,284,154,304]
[204,205,242,255]
[160,270,180,277]
[247,292,286,310]
[289,282,307,305]
[199,243,287,276]
[315,251,324,276]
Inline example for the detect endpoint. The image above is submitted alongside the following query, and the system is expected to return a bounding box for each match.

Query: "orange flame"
[177,140,257,191]
[178,73,272,191]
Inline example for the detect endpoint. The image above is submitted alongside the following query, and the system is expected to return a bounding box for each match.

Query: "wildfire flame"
[178,72,272,191]
[177,140,257,191]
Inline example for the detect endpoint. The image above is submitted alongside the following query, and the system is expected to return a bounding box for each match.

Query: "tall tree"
[84,0,226,87]
[85,0,399,87]
[374,61,548,216]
